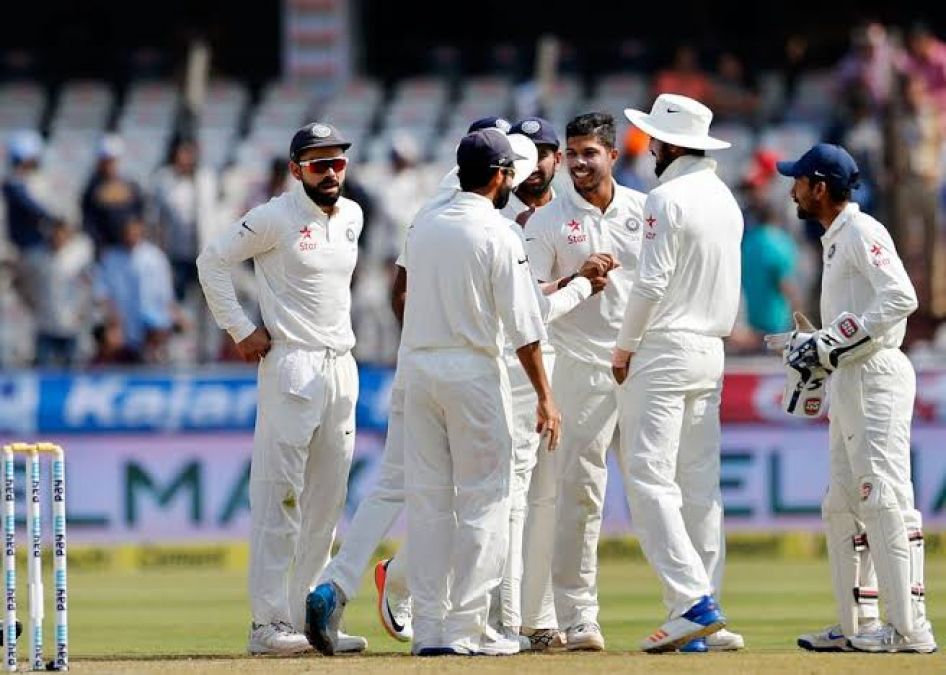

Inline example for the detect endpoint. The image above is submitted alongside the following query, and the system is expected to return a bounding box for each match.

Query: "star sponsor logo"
[566,219,587,244]
[869,241,890,267]
[298,225,317,251]
[645,214,657,240]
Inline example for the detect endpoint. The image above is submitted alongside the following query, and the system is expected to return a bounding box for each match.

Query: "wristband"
[557,273,578,291]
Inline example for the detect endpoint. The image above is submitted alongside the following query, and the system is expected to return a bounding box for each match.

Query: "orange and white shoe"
[374,558,412,642]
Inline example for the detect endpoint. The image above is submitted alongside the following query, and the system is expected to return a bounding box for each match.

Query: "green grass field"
[34,553,946,672]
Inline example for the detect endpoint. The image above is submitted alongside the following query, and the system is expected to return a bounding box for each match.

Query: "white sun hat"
[624,93,730,151]
[507,133,538,188]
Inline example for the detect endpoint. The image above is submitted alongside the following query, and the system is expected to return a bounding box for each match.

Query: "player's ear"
[289,161,302,181]
[609,147,619,162]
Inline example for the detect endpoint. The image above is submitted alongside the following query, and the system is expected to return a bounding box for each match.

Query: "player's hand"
[236,327,272,362]
[612,348,632,384]
[536,396,562,452]
[579,253,619,279]
[590,276,608,294]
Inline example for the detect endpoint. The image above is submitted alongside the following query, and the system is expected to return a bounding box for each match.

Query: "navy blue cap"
[456,128,526,172]
[290,122,351,161]
[776,143,860,190]
[510,117,559,148]
[467,116,512,134]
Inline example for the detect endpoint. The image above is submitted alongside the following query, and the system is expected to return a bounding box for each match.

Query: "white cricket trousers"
[502,353,558,630]
[824,348,926,636]
[320,383,409,600]
[618,331,725,619]
[551,352,624,629]
[248,344,358,631]
[404,349,513,652]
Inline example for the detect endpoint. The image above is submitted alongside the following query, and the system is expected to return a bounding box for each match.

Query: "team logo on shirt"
[566,219,587,244]
[625,216,641,232]
[299,225,317,251]
[826,243,836,260]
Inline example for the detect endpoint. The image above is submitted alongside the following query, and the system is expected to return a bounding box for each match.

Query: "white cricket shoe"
[797,620,882,652]
[335,631,368,654]
[641,595,725,653]
[521,627,567,652]
[479,625,521,655]
[374,558,413,642]
[849,622,938,654]
[247,622,312,655]
[305,582,368,655]
[501,626,533,652]
[706,628,745,651]
[565,623,606,651]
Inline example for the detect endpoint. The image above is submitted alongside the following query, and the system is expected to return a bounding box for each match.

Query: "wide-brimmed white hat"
[507,133,538,188]
[624,93,730,151]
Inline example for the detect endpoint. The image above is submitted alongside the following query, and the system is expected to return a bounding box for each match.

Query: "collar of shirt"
[821,201,861,243]
[291,181,339,223]
[453,191,497,211]
[658,155,719,184]
[567,179,625,217]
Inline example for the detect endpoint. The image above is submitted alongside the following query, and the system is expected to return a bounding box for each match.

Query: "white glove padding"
[787,312,873,373]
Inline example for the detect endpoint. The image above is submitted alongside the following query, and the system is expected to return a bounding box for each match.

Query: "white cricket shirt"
[400,191,546,356]
[197,181,362,352]
[819,202,917,347]
[525,180,646,367]
[616,156,743,352]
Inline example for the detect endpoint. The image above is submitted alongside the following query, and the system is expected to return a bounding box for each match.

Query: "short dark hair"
[458,165,499,191]
[566,112,616,149]
[816,179,853,203]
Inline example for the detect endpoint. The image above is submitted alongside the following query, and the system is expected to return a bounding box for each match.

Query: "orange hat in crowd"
[623,126,650,157]
[742,148,780,189]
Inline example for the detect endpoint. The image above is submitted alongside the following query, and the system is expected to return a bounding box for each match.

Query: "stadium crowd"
[1,21,945,369]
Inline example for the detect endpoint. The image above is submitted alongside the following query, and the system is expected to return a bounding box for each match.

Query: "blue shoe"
[641,595,726,653]
[680,637,707,652]
[305,582,341,655]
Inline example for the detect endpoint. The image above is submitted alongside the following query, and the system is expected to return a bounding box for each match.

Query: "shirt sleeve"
[196,205,280,343]
[524,209,557,283]
[848,222,918,336]
[493,227,547,350]
[543,276,592,323]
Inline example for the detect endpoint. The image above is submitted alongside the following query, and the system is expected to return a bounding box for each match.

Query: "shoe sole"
[849,643,938,654]
[305,590,336,656]
[644,620,726,654]
[797,638,849,653]
[374,559,411,643]
[565,636,605,652]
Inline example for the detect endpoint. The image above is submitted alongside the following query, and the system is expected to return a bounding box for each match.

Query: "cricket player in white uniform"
[305,118,539,654]
[775,144,936,653]
[401,129,560,656]
[497,117,609,650]
[613,94,744,653]
[196,122,366,655]
[526,112,646,651]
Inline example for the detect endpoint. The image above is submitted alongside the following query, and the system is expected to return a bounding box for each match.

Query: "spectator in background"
[94,216,177,363]
[614,126,651,192]
[710,52,760,123]
[81,135,145,253]
[653,46,712,103]
[19,218,93,366]
[249,157,290,208]
[827,86,884,216]
[835,21,902,109]
[891,75,945,317]
[151,136,218,301]
[2,130,52,252]
[903,23,946,129]
[370,132,432,262]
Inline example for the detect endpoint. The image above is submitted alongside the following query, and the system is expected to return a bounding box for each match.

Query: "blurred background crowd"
[1,2,945,369]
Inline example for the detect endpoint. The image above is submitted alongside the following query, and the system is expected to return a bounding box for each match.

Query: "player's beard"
[516,170,553,200]
[493,181,512,210]
[303,179,341,207]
